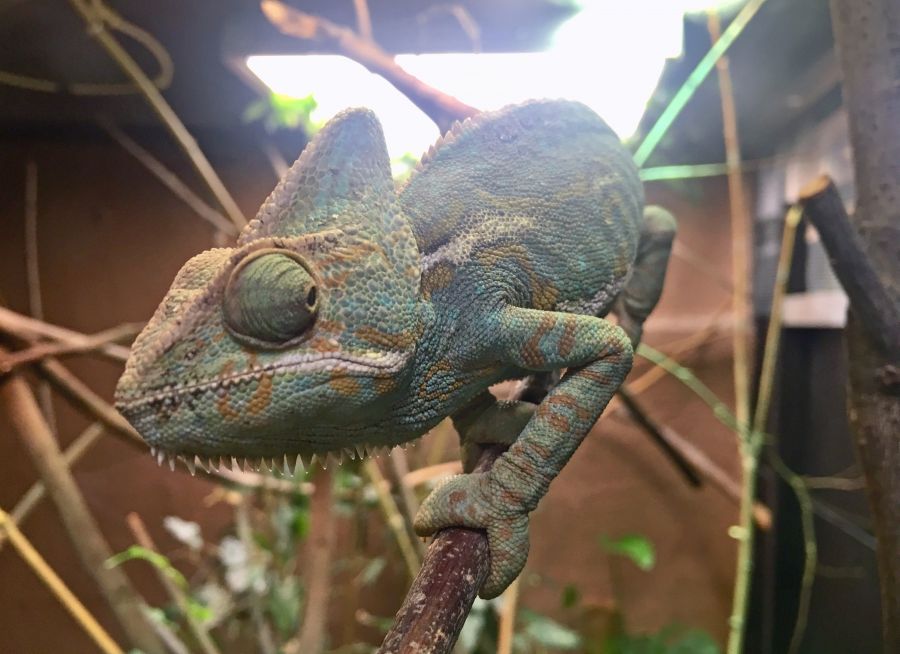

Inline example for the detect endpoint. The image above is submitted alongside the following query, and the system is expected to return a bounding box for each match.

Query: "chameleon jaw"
[148,440,411,477]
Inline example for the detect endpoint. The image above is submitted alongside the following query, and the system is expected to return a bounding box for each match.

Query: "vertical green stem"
[726,206,802,654]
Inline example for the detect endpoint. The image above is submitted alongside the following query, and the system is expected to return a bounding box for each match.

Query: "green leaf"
[521,611,582,650]
[106,545,188,589]
[561,584,581,608]
[600,534,656,571]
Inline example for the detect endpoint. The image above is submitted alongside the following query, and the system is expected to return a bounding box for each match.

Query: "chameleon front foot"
[413,472,530,599]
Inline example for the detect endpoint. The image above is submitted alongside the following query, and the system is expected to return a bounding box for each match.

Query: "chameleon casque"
[115,99,675,599]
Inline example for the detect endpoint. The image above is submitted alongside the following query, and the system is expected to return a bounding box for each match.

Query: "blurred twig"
[0,508,124,654]
[65,0,247,231]
[98,118,238,236]
[364,459,421,578]
[0,422,105,552]
[296,470,336,654]
[0,306,132,362]
[260,0,478,133]
[0,352,165,654]
[0,322,142,374]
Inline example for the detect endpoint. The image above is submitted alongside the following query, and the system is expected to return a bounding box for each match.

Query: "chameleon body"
[115,100,675,598]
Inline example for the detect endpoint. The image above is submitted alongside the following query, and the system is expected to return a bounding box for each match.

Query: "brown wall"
[0,135,741,651]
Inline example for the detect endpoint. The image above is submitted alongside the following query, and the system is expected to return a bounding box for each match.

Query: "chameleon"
[115,99,675,599]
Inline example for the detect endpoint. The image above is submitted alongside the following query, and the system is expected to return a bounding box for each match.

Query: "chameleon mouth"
[147,440,412,477]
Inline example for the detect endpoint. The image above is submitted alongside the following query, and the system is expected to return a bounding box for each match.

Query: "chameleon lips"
[114,349,411,409]
[115,349,413,459]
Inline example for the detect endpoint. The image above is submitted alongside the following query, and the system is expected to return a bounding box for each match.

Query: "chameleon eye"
[223,250,319,346]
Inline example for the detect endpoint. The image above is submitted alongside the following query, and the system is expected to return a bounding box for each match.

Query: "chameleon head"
[114,107,421,467]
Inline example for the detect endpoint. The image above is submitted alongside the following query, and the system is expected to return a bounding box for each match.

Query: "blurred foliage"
[600,534,657,572]
[243,92,322,135]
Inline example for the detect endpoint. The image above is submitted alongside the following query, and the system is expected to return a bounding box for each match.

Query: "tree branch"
[377,446,503,654]
[0,352,165,654]
[259,0,478,133]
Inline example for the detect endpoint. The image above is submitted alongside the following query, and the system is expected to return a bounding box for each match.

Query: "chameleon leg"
[414,308,633,598]
[614,205,676,346]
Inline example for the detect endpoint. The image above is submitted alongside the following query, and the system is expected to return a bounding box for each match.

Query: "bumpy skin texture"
[115,100,675,598]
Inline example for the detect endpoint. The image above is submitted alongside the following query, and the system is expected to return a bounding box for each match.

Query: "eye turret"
[223,249,319,347]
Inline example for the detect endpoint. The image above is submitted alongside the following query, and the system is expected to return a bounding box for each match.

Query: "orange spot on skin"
[329,375,362,397]
[247,375,273,415]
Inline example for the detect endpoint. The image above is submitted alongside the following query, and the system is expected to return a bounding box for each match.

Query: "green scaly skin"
[115,99,675,598]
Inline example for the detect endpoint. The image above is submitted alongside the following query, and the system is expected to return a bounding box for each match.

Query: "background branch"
[260,0,478,133]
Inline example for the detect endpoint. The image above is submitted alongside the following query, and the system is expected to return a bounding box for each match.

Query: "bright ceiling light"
[246,1,736,159]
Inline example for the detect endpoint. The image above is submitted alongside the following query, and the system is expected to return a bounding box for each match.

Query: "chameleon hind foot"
[414,471,530,599]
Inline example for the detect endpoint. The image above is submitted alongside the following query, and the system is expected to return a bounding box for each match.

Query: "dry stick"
[260,0,478,133]
[296,470,336,654]
[496,577,521,654]
[364,460,421,578]
[0,361,166,654]
[352,0,374,42]
[749,206,815,654]
[0,508,124,654]
[384,449,427,558]
[125,513,222,654]
[65,0,246,231]
[706,12,755,654]
[798,169,900,648]
[0,422,106,552]
[23,158,58,434]
[98,119,238,236]
[0,322,142,374]
[707,11,753,435]
[0,306,131,362]
[798,176,900,360]
[377,446,504,654]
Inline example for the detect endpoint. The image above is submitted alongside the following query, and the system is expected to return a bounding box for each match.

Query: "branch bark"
[826,2,900,649]
[377,446,503,654]
[259,0,478,133]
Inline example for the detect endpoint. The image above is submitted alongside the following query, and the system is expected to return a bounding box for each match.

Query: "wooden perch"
[798,175,900,361]
[0,322,142,374]
[260,0,478,133]
[377,446,503,654]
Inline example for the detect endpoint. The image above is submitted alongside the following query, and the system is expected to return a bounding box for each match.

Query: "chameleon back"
[400,99,644,318]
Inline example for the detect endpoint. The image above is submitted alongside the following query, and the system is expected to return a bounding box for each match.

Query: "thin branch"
[260,0,478,133]
[0,355,165,654]
[125,513,222,654]
[352,0,373,42]
[295,470,336,654]
[65,0,247,231]
[0,307,131,362]
[798,175,900,360]
[98,118,238,236]
[23,159,58,432]
[364,460,421,579]
[0,322,142,374]
[497,578,520,654]
[234,498,277,654]
[0,422,106,552]
[633,0,768,166]
[0,508,124,654]
[384,449,426,558]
